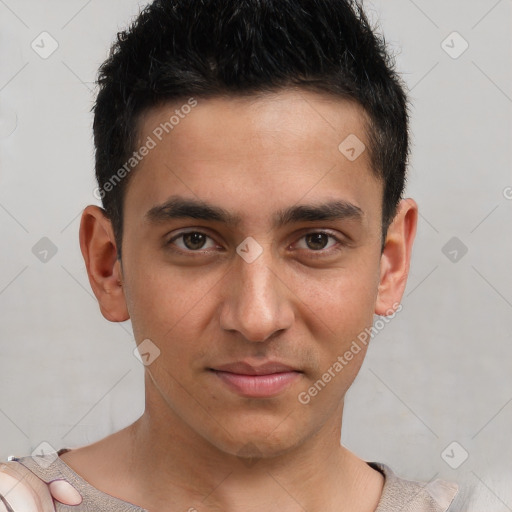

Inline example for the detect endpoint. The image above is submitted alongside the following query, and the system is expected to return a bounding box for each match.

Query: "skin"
[0,464,82,510]
[1,89,417,512]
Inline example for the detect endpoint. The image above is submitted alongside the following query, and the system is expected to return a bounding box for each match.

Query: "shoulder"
[4,453,146,511]
[368,462,460,512]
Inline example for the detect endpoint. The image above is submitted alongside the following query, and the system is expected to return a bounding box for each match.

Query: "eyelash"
[166,230,346,257]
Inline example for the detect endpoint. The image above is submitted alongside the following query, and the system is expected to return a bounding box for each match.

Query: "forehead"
[124,89,382,227]
[139,90,370,159]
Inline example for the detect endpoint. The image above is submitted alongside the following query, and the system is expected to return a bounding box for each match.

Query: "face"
[82,89,416,459]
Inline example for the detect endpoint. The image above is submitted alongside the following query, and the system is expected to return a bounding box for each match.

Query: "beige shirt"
[6,452,460,512]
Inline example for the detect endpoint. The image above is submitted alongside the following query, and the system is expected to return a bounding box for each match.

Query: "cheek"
[122,249,222,342]
[296,263,378,337]
[123,232,380,356]
[291,260,379,393]
[296,279,373,409]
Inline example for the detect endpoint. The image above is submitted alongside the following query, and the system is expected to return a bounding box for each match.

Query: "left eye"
[170,232,217,251]
[295,232,339,251]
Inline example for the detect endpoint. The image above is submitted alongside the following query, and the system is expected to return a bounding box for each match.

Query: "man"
[0,0,461,510]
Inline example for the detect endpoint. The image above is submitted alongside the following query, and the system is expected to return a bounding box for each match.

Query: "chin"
[206,423,306,462]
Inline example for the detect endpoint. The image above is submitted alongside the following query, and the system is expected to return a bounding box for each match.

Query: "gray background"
[0,1,511,510]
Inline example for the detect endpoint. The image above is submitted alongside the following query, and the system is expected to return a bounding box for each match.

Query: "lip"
[212,361,299,375]
[209,361,302,398]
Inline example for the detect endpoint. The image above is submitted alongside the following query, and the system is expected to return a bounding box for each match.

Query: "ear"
[79,205,130,322]
[375,198,418,315]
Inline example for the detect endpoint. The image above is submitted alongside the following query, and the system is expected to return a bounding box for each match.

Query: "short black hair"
[93,0,409,259]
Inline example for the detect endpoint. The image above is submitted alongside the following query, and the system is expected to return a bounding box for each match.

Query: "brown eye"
[304,233,330,250]
[182,232,207,250]
[293,231,343,256]
[168,231,217,252]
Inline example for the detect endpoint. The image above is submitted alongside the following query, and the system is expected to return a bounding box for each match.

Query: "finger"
[0,469,41,512]
[48,481,82,506]
[0,493,15,512]
[0,462,54,512]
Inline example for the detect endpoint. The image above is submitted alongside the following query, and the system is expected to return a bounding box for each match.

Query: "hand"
[0,462,82,511]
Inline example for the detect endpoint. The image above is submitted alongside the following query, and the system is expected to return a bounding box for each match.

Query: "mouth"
[208,361,303,398]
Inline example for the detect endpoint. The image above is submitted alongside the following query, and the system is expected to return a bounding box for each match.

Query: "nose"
[219,249,294,342]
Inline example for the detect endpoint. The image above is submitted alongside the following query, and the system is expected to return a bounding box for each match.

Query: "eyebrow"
[145,196,364,228]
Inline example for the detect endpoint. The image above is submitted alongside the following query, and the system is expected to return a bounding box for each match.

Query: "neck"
[117,396,381,511]
[62,385,383,512]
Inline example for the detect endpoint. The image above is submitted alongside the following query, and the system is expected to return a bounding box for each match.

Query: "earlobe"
[79,205,130,322]
[375,198,418,316]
